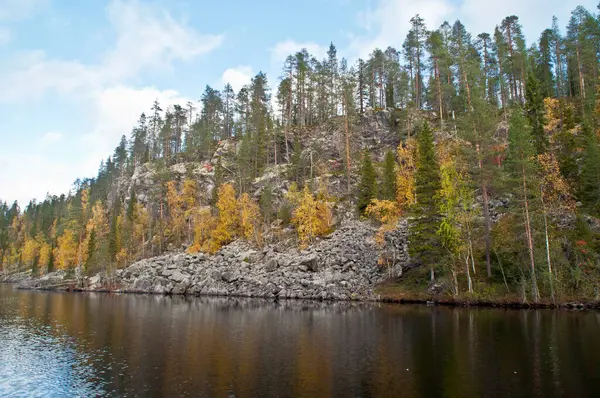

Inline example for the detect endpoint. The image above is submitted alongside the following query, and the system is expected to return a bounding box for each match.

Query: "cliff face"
[113,109,406,216]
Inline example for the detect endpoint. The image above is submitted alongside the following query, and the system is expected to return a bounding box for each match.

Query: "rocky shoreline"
[2,221,409,302]
[3,218,598,310]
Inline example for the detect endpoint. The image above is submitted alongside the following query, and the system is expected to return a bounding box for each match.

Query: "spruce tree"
[381,150,397,201]
[409,121,442,280]
[357,152,377,214]
[579,122,600,213]
[525,70,547,154]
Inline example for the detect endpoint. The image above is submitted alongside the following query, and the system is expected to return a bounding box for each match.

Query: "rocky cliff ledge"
[6,221,409,302]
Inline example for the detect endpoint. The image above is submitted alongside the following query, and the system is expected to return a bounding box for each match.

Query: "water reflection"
[1,284,599,397]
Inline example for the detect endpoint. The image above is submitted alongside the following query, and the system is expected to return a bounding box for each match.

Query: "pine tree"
[357,152,378,214]
[409,121,442,281]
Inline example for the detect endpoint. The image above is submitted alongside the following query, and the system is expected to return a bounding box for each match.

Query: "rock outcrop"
[10,220,410,302]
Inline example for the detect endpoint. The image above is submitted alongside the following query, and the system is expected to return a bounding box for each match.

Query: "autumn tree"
[56,229,78,270]
[396,138,417,209]
[290,186,332,248]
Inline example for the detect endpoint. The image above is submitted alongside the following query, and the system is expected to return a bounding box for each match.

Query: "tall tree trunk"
[483,41,489,101]
[506,26,518,102]
[465,254,473,293]
[498,53,507,110]
[540,187,555,304]
[435,58,443,125]
[416,45,421,109]
[458,36,472,110]
[555,42,562,97]
[285,70,293,162]
[576,45,586,109]
[521,161,540,302]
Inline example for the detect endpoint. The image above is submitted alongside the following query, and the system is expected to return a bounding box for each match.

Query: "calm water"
[1,284,599,397]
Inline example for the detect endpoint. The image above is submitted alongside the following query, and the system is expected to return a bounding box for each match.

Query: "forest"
[2,4,600,303]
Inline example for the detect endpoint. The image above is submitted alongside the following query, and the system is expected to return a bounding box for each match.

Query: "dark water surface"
[1,284,599,398]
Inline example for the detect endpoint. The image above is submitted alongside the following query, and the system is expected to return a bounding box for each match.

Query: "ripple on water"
[0,314,113,397]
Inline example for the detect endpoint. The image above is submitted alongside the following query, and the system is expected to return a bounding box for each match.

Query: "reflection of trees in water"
[7,288,600,397]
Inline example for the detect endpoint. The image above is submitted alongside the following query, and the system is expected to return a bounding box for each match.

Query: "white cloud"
[270,40,328,64]
[0,0,47,21]
[42,131,63,142]
[347,0,455,60]
[457,0,598,41]
[102,0,224,81]
[80,85,193,175]
[0,153,72,207]
[347,0,599,61]
[0,0,224,103]
[0,0,223,205]
[220,66,254,92]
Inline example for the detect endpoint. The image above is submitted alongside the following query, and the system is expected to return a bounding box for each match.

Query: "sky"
[0,0,597,207]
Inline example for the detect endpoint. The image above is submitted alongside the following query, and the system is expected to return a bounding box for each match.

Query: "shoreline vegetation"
[2,266,598,310]
[3,6,600,307]
[2,278,598,311]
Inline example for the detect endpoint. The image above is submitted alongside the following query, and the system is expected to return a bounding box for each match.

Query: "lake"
[1,283,599,397]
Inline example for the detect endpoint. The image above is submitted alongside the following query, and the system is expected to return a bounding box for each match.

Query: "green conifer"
[357,152,378,214]
[409,121,442,280]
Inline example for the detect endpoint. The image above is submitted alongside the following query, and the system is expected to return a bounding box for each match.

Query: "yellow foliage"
[285,182,303,207]
[543,97,561,137]
[116,248,128,267]
[56,229,78,270]
[239,193,262,244]
[366,199,401,247]
[188,207,217,253]
[396,138,417,209]
[22,237,40,266]
[38,242,52,272]
[291,186,332,248]
[80,201,109,266]
[116,210,126,263]
[132,202,150,259]
[209,183,240,252]
[182,178,198,210]
[538,153,576,211]
[188,183,264,254]
[81,188,90,214]
[86,201,109,237]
